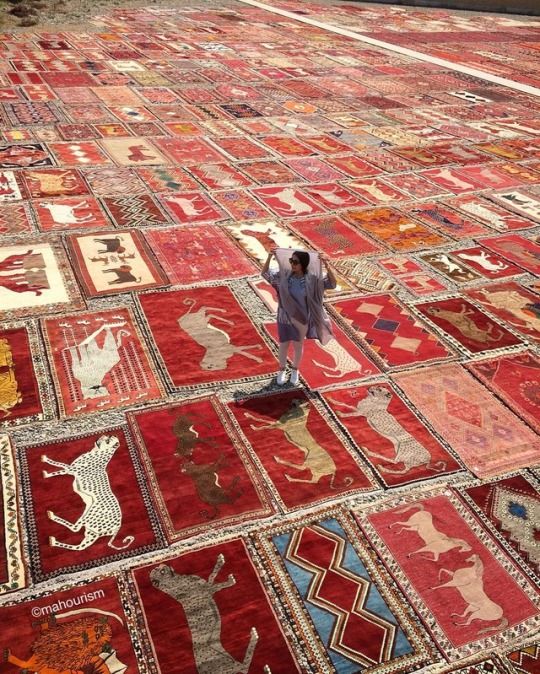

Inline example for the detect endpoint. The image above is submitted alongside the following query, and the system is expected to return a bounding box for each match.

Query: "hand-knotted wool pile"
[0,0,539,672]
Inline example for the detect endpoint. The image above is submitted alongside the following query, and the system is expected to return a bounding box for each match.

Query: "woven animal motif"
[41,434,134,551]
[245,398,353,489]
[3,614,126,674]
[425,304,504,344]
[66,322,130,399]
[389,503,471,562]
[178,298,263,371]
[329,386,446,474]
[430,554,508,635]
[150,555,260,674]
[0,337,21,417]
[27,170,81,196]
[313,338,364,379]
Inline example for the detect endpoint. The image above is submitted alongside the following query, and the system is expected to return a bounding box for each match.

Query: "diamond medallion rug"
[0,0,539,671]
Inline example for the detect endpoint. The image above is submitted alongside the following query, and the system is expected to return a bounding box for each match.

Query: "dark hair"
[293,250,310,273]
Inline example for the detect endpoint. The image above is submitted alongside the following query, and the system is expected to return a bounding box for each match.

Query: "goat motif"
[42,434,134,552]
[178,298,263,371]
[65,322,130,399]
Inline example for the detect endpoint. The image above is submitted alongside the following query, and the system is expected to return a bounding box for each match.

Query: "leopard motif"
[329,386,446,475]
[41,434,134,551]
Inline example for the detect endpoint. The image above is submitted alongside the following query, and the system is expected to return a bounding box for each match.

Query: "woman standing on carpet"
[262,246,336,385]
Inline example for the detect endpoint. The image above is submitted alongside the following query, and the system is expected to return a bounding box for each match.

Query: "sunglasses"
[289,258,300,264]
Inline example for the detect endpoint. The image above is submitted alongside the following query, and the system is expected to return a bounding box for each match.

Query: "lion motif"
[4,615,126,674]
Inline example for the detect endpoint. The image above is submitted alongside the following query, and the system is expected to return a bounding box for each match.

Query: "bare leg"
[291,339,304,368]
[278,341,290,369]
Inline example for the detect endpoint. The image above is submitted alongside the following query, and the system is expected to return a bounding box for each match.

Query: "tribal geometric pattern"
[253,511,432,673]
[330,293,454,369]
[460,474,540,581]
[101,194,169,228]
[393,364,540,478]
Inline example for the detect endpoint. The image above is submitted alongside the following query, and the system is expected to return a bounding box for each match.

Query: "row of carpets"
[0,3,539,672]
[260,0,540,88]
[1,446,539,673]
[3,380,539,579]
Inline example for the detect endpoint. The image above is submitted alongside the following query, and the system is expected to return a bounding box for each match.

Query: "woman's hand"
[319,252,329,265]
[262,246,277,275]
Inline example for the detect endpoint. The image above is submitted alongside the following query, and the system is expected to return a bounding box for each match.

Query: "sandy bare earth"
[0,0,239,31]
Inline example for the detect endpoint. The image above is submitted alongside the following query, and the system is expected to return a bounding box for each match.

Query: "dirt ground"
[0,0,238,31]
[0,0,529,32]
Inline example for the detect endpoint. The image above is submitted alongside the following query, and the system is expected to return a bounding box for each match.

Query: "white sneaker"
[289,369,299,385]
[276,370,287,385]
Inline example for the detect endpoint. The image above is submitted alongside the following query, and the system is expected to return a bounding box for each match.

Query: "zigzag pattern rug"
[0,2,539,672]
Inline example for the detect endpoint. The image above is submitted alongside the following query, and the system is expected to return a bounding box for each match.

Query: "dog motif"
[245,398,353,489]
[178,298,263,371]
[93,237,126,254]
[150,556,260,674]
[431,554,508,634]
[42,434,134,552]
[328,386,446,474]
[181,455,241,519]
[426,304,504,344]
[389,503,471,561]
